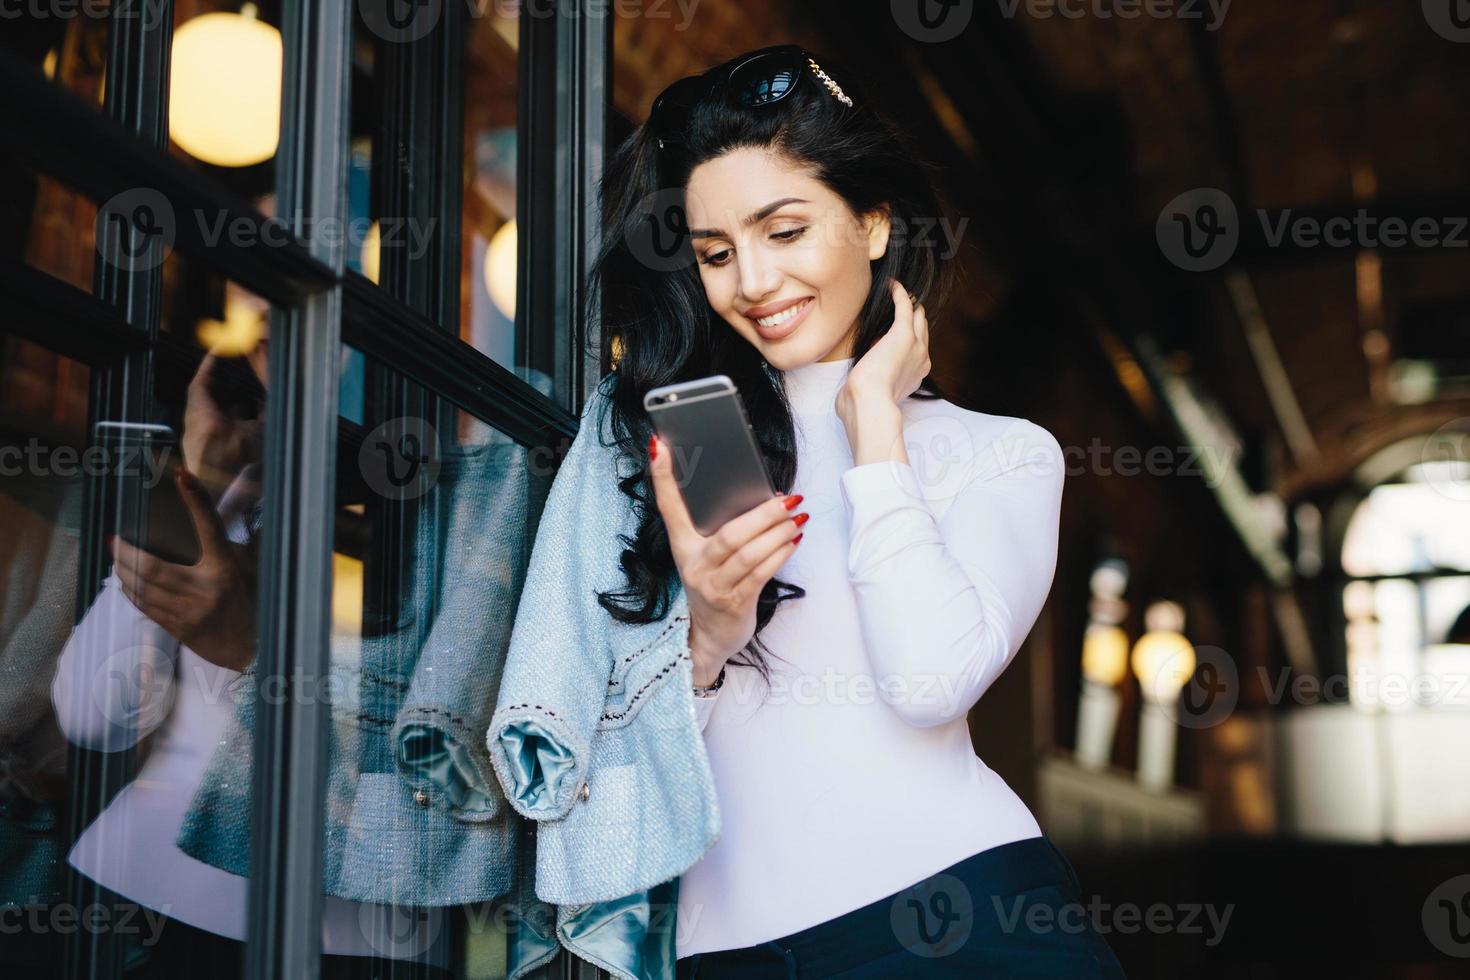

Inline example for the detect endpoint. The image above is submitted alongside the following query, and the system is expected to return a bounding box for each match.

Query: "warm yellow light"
[484,219,518,320]
[1082,624,1130,686]
[195,297,265,356]
[169,8,282,167]
[332,553,364,635]
[361,221,380,284]
[1131,630,1196,702]
[43,49,57,80]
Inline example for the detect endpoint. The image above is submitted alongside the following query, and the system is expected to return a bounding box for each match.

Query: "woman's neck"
[780,355,855,415]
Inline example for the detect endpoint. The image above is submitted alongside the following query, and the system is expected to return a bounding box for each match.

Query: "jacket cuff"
[487,701,590,822]
[394,708,501,822]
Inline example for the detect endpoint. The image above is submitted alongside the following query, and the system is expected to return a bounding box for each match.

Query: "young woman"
[591,45,1126,978]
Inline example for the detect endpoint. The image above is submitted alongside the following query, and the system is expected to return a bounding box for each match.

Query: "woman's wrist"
[688,617,728,688]
[836,389,906,466]
[691,646,727,688]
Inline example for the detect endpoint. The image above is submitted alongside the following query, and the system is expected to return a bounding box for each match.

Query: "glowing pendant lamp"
[169,5,282,167]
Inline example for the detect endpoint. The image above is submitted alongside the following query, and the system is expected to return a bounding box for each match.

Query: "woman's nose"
[737,251,781,302]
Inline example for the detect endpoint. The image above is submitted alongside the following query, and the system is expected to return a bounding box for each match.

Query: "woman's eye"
[773,226,808,242]
[702,249,733,267]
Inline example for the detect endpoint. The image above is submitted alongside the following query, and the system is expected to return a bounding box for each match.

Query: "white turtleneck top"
[675,355,1067,957]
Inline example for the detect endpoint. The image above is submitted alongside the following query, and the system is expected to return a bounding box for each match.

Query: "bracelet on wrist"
[692,664,726,698]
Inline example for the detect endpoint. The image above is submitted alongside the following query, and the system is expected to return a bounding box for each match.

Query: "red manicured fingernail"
[792,533,804,545]
[793,512,810,527]
[649,434,658,460]
[783,494,803,510]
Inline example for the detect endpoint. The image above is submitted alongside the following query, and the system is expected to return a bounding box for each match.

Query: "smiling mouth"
[751,297,812,330]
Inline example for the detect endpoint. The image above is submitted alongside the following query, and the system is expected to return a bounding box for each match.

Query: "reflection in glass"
[17,284,459,977]
[0,339,88,977]
[332,353,559,977]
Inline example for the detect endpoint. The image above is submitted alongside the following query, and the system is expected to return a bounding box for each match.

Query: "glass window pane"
[348,5,532,389]
[0,337,90,978]
[48,286,271,980]
[329,345,558,980]
[0,3,111,104]
[0,158,100,291]
[461,8,520,373]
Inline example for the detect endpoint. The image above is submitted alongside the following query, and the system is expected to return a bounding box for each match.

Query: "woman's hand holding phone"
[110,466,258,673]
[647,433,808,687]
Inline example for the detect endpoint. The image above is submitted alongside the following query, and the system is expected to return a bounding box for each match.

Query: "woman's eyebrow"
[688,197,810,239]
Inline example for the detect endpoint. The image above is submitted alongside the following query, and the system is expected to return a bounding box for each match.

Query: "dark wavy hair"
[589,47,957,681]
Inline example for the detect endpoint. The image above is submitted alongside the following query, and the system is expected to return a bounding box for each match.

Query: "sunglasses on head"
[649,45,854,154]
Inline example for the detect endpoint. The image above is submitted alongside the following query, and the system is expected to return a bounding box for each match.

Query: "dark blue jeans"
[675,836,1127,978]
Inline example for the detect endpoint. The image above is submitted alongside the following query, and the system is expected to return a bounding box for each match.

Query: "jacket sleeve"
[486,375,625,822]
[393,441,535,822]
[838,420,1065,728]
[50,572,182,751]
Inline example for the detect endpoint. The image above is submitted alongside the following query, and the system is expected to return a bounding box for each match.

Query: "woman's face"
[684,147,890,370]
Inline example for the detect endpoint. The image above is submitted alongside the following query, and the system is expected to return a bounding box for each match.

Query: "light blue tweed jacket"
[177,437,541,908]
[488,371,721,980]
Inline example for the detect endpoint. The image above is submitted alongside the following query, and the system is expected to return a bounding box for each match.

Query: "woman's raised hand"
[647,433,807,687]
[840,278,931,410]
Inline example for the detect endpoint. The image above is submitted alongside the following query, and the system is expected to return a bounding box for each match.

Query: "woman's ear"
[864,207,892,260]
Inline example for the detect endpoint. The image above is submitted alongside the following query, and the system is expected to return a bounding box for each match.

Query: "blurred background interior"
[2,1,1469,978]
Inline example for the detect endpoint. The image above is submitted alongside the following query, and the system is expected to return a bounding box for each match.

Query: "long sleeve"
[51,467,259,752]
[693,689,719,732]
[838,419,1065,728]
[51,571,181,751]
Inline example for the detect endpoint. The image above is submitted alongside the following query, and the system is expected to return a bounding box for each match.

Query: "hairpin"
[806,57,853,108]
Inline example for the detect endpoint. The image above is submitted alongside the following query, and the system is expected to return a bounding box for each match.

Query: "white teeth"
[756,299,809,329]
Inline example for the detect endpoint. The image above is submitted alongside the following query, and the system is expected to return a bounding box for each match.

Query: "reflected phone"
[643,375,776,536]
[94,421,203,566]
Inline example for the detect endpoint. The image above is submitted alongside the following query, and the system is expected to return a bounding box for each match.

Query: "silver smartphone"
[643,375,776,536]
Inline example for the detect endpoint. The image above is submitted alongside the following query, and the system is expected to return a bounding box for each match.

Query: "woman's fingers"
[710,503,804,593]
[175,466,230,564]
[734,531,803,597]
[891,279,913,331]
[647,434,698,546]
[703,493,804,568]
[112,542,184,621]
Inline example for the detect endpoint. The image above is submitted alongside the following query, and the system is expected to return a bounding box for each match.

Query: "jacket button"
[578,782,590,802]
[414,789,430,807]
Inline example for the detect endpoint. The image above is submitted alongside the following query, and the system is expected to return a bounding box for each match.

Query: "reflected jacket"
[177,434,543,908]
[487,372,720,980]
